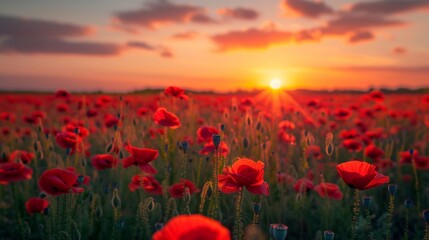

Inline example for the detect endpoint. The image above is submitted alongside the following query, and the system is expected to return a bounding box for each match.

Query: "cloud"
[348,31,374,43]
[348,0,429,15]
[217,7,259,20]
[0,37,123,55]
[127,41,155,50]
[127,41,174,58]
[170,31,199,40]
[0,14,94,38]
[333,65,429,73]
[392,46,407,54]
[114,0,216,29]
[281,0,334,18]
[211,28,294,51]
[319,13,405,35]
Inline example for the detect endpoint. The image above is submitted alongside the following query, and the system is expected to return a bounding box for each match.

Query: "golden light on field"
[270,78,282,90]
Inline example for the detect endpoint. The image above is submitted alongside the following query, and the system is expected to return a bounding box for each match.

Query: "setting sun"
[270,78,282,90]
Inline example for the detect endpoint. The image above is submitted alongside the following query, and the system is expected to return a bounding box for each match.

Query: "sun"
[270,78,282,90]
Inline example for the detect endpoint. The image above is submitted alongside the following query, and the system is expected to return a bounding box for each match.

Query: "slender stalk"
[385,195,395,240]
[403,208,409,240]
[411,157,421,212]
[365,208,374,240]
[234,188,244,240]
[351,189,361,240]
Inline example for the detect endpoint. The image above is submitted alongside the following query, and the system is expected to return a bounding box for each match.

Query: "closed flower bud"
[273,224,288,240]
[155,222,164,231]
[362,196,373,208]
[39,192,47,199]
[243,138,249,149]
[182,141,189,153]
[43,207,50,216]
[213,134,221,148]
[77,175,85,184]
[387,184,397,196]
[324,230,335,240]
[253,202,262,214]
[220,124,225,132]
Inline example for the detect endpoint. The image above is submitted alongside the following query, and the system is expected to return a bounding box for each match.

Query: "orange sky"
[0,0,429,92]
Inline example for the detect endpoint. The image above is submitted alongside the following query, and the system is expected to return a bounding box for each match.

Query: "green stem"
[365,208,374,240]
[234,189,244,240]
[351,189,361,240]
[385,195,395,240]
[403,208,409,240]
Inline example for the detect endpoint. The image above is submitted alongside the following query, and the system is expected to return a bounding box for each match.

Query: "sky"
[0,0,429,92]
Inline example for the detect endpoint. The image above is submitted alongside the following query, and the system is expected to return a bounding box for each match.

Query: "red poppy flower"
[199,141,229,156]
[91,154,118,170]
[0,162,33,184]
[277,130,296,145]
[63,124,89,138]
[122,145,158,174]
[152,214,230,240]
[129,175,163,195]
[333,108,351,121]
[153,108,181,129]
[414,156,429,170]
[8,150,34,164]
[364,144,384,160]
[313,183,343,200]
[293,178,314,193]
[55,131,82,153]
[305,145,323,160]
[339,129,360,139]
[38,168,89,196]
[336,160,389,190]
[164,86,185,98]
[369,90,384,102]
[218,158,269,196]
[25,197,49,215]
[197,126,219,143]
[278,120,295,130]
[168,179,200,198]
[104,114,119,128]
[55,89,71,98]
[342,139,363,152]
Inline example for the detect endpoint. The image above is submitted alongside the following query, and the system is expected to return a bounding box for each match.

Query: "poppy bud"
[404,199,413,209]
[423,209,429,223]
[324,230,335,240]
[43,207,50,216]
[256,122,261,130]
[77,175,85,184]
[213,134,221,148]
[387,184,397,196]
[253,202,262,214]
[39,192,47,199]
[66,147,71,155]
[243,138,249,149]
[272,224,288,240]
[182,141,189,153]
[362,196,372,208]
[220,124,225,132]
[155,222,164,231]
[164,144,168,152]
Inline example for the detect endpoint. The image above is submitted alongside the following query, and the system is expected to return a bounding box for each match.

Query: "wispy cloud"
[217,7,259,20]
[281,0,334,18]
[114,0,216,29]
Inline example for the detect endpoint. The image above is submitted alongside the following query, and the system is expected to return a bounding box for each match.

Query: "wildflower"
[25,197,49,215]
[168,179,199,198]
[91,154,118,170]
[122,145,158,174]
[313,183,343,200]
[218,158,269,196]
[152,214,230,240]
[0,162,33,184]
[153,107,181,129]
[128,175,163,195]
[38,168,90,196]
[336,160,389,190]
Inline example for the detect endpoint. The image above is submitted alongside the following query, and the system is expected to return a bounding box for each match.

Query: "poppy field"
[1,87,429,240]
